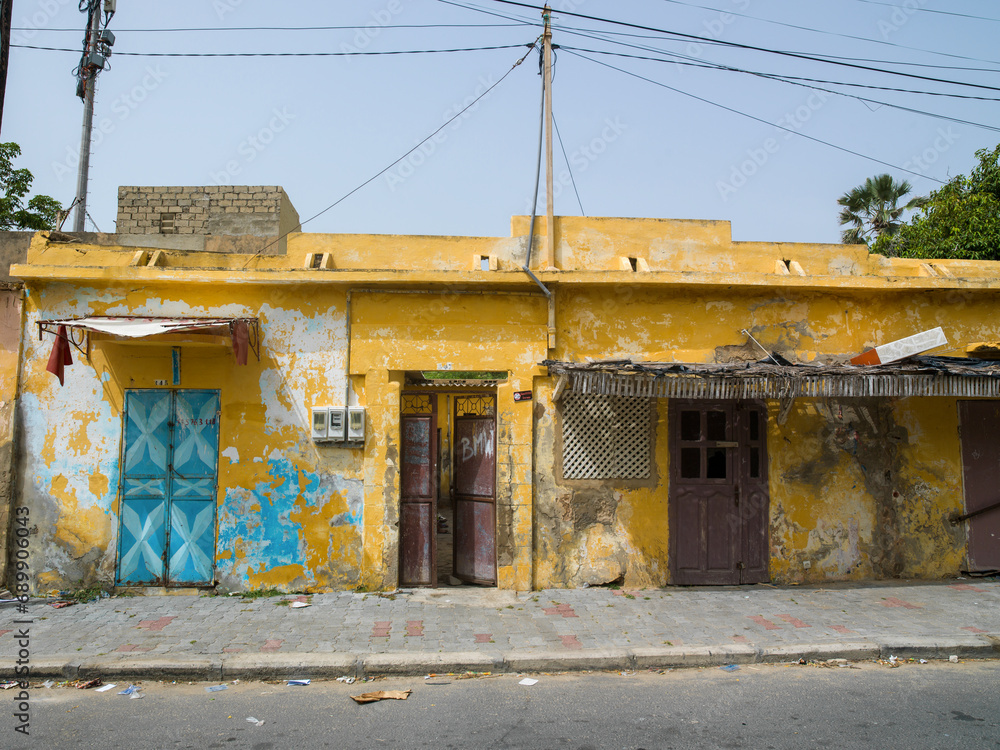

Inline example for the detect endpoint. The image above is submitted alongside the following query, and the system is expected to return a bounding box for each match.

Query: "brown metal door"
[959,401,1000,571]
[453,394,497,585]
[400,394,437,587]
[669,401,770,585]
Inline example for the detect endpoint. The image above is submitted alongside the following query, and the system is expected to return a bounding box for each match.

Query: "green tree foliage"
[874,144,1000,261]
[0,142,61,231]
[837,173,925,246]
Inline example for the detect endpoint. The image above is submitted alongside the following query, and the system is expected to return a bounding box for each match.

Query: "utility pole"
[73,0,115,232]
[73,6,101,232]
[0,0,12,134]
[542,4,555,269]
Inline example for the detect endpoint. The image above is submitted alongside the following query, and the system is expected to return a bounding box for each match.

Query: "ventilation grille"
[562,394,651,480]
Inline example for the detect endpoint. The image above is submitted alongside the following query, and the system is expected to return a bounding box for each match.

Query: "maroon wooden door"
[400,394,438,587]
[453,394,497,585]
[669,401,770,585]
[959,401,1000,572]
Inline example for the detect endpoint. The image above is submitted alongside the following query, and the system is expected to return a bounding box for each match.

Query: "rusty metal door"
[669,401,770,585]
[400,394,438,587]
[958,401,1000,571]
[453,394,497,585]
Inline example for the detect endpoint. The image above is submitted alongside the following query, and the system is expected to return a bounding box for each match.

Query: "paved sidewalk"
[1,580,997,681]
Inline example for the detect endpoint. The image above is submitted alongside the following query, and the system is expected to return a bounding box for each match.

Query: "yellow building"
[8,193,1000,594]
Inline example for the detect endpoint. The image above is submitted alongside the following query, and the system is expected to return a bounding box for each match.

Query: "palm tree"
[837,174,926,245]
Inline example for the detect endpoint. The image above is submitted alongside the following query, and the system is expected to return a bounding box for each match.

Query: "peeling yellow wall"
[10,216,999,593]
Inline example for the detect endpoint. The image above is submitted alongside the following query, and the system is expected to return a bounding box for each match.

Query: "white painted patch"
[222,446,240,463]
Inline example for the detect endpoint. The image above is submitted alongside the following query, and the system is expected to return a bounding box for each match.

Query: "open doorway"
[399,390,497,587]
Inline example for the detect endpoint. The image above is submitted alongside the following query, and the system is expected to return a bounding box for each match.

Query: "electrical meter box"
[310,407,329,441]
[328,408,347,442]
[348,408,366,442]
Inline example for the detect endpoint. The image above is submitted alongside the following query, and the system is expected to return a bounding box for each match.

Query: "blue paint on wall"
[215,456,363,588]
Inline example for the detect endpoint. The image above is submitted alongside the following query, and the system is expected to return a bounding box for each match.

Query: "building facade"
[7,205,1000,594]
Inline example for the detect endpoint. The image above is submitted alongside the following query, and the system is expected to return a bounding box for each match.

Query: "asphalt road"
[7,660,999,749]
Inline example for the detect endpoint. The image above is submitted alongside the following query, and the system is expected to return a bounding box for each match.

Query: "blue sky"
[6,0,999,243]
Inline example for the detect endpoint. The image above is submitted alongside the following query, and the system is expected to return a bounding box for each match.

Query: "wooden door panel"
[959,401,1000,571]
[453,398,497,585]
[670,400,769,585]
[400,404,437,587]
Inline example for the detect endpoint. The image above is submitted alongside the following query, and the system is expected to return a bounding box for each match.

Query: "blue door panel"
[117,390,220,587]
[117,497,167,584]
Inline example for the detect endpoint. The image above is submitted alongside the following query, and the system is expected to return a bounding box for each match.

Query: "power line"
[563,48,945,184]
[849,0,1000,22]
[656,0,1000,55]
[562,46,1000,102]
[12,43,531,57]
[485,0,1000,93]
[12,22,532,32]
[552,113,585,215]
[244,44,537,264]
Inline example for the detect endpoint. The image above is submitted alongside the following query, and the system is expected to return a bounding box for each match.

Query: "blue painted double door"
[116,390,221,586]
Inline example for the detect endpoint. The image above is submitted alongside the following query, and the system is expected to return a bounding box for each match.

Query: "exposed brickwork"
[115,185,294,236]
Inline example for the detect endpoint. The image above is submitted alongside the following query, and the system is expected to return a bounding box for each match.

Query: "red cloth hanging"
[45,325,73,386]
[232,320,249,366]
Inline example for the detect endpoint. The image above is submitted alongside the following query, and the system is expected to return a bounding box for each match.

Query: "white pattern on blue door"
[116,390,220,586]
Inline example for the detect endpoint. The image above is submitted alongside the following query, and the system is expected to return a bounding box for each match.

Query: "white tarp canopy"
[41,316,240,338]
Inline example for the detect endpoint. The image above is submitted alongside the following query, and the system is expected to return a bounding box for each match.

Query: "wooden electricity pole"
[542,4,555,269]
[0,0,12,135]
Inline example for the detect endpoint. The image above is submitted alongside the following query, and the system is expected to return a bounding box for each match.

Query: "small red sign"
[514,390,532,402]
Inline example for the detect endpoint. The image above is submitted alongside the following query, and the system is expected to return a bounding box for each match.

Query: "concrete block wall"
[115,186,300,241]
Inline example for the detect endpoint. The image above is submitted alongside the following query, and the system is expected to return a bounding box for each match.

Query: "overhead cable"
[564,49,945,184]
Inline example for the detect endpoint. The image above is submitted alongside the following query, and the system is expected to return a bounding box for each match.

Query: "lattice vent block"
[561,394,652,480]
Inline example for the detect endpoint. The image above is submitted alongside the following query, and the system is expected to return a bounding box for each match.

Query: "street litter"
[889,655,898,664]
[919,659,929,664]
[289,601,311,608]
[519,678,539,686]
[720,665,740,672]
[119,685,140,696]
[287,679,311,686]
[206,684,228,692]
[51,600,75,609]
[76,679,103,689]
[949,655,959,663]
[246,717,265,727]
[351,690,412,704]
[336,676,355,684]
[798,658,807,665]
[0,681,20,690]
[42,680,54,689]
[95,684,117,692]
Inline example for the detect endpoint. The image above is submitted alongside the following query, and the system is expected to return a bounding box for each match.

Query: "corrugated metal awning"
[543,357,1000,400]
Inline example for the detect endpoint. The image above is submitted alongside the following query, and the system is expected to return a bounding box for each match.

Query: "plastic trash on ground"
[95,683,117,692]
[519,677,539,685]
[246,717,265,726]
[720,664,740,672]
[206,684,228,692]
[336,676,355,684]
[287,679,310,686]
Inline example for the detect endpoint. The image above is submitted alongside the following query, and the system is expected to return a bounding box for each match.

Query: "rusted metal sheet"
[400,406,437,587]
[958,401,1000,571]
[453,398,497,585]
[669,401,770,585]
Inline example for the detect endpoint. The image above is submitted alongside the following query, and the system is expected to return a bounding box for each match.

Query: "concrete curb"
[4,639,998,681]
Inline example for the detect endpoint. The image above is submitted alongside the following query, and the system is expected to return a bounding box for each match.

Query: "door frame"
[668,399,770,585]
